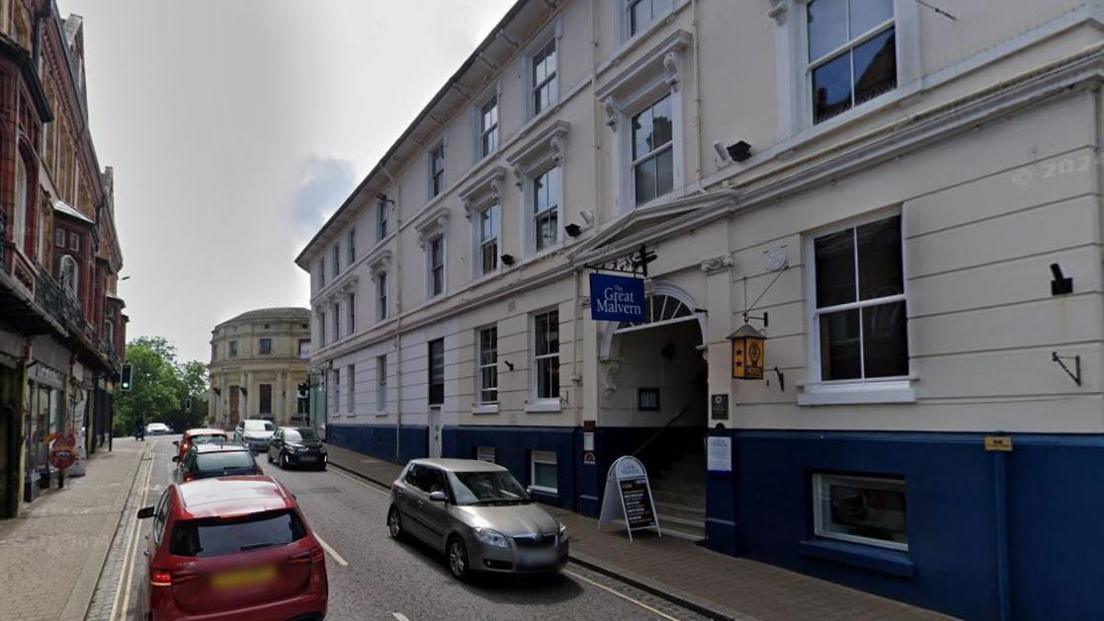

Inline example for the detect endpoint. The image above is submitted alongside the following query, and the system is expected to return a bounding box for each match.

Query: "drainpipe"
[992,443,1011,621]
[380,164,403,463]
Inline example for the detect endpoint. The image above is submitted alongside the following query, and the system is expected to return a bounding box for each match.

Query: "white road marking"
[110,443,156,621]
[331,468,391,497]
[563,569,682,621]
[392,612,412,621]
[314,533,349,567]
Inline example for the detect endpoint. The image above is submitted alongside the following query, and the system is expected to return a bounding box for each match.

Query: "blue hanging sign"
[589,273,646,322]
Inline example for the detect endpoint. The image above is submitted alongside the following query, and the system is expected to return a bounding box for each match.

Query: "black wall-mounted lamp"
[564,223,582,238]
[501,254,515,266]
[1050,263,1073,295]
[503,360,515,371]
[376,192,395,205]
[726,140,752,162]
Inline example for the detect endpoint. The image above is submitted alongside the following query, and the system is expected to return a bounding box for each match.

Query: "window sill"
[529,486,559,499]
[798,539,914,578]
[525,400,562,414]
[797,377,916,406]
[471,404,499,415]
[375,410,388,418]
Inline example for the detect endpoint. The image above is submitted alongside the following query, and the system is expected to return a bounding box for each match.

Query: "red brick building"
[0,1,126,518]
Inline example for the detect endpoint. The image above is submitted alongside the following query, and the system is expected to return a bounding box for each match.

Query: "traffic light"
[120,363,132,392]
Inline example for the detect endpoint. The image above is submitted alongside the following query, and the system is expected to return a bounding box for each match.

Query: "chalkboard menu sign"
[598,456,662,541]
[619,478,656,529]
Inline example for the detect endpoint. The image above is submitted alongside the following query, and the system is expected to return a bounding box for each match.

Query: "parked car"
[268,427,327,470]
[233,419,276,452]
[145,422,172,435]
[174,443,263,484]
[174,428,230,462]
[388,458,568,580]
[137,476,328,620]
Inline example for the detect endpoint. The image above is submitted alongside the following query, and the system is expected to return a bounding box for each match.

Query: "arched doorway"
[600,286,708,539]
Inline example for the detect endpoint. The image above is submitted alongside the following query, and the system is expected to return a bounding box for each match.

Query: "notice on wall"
[598,455,661,541]
[707,436,732,472]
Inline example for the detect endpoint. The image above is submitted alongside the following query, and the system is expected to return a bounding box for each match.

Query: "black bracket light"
[726,140,752,162]
[1050,263,1073,295]
[501,254,515,266]
[564,223,582,238]
[1052,352,1082,386]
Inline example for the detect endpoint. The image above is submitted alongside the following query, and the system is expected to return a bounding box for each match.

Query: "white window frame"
[376,354,387,412]
[347,364,355,413]
[773,0,920,140]
[332,367,340,415]
[629,94,675,207]
[597,31,689,214]
[476,325,498,406]
[58,254,79,297]
[530,310,561,409]
[479,95,499,159]
[332,302,341,340]
[229,340,239,357]
[531,38,558,118]
[625,0,675,39]
[376,271,388,321]
[799,209,915,406]
[531,166,561,254]
[426,234,446,298]
[54,228,65,247]
[530,450,558,494]
[521,19,563,121]
[332,243,341,277]
[377,198,389,241]
[13,153,27,255]
[347,228,356,265]
[507,121,568,260]
[428,142,446,199]
[258,337,272,355]
[476,203,500,278]
[812,473,908,551]
[318,259,326,289]
[347,292,356,335]
[318,312,326,346]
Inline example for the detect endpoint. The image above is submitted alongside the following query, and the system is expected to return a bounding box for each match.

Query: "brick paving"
[324,443,952,621]
[0,438,148,621]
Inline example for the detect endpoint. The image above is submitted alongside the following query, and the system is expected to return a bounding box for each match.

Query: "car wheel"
[266,451,273,464]
[387,506,403,539]
[447,536,470,581]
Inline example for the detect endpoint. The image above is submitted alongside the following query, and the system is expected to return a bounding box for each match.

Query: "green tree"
[114,337,209,435]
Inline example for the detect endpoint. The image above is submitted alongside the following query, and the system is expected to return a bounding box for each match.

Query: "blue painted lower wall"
[706,429,1104,621]
[326,424,428,464]
[327,422,1104,620]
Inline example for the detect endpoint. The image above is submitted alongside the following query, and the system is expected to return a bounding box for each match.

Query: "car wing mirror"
[428,491,447,502]
[137,506,155,519]
[172,456,180,463]
[172,440,179,446]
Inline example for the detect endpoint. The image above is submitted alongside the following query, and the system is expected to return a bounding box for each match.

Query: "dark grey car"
[388,458,568,580]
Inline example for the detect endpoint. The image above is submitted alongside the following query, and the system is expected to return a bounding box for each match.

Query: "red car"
[137,476,328,620]
[174,428,229,461]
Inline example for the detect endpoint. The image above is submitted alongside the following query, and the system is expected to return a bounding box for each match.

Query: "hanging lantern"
[729,323,766,380]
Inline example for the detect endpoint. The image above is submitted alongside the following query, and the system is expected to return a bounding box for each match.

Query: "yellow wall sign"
[984,436,1014,452]
[729,323,766,380]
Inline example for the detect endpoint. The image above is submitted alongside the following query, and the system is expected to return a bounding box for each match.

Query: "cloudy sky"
[61,0,514,363]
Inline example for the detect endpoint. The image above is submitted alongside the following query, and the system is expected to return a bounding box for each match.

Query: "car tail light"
[289,546,325,565]
[182,473,195,482]
[150,570,172,587]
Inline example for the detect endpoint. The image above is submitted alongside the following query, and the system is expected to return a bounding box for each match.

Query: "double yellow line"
[108,443,156,621]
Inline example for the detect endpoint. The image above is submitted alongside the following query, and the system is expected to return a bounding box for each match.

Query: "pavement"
[0,437,149,621]
[323,443,951,621]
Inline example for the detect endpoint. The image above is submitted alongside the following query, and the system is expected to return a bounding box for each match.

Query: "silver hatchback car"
[388,458,568,580]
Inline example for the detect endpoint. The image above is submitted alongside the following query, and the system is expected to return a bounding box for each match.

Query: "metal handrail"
[632,405,692,458]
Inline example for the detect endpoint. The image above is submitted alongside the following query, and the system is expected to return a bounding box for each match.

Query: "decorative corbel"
[700,255,734,274]
[416,212,450,249]
[512,165,526,189]
[549,134,566,166]
[603,96,619,130]
[767,0,789,26]
[462,199,475,221]
[663,51,682,92]
[600,360,621,401]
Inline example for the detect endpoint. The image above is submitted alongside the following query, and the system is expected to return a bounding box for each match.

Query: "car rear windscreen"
[192,434,227,446]
[170,510,307,557]
[195,451,254,473]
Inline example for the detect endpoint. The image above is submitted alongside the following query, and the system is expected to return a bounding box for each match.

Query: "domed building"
[208,307,311,429]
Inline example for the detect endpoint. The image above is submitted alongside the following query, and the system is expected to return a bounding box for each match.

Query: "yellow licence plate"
[211,565,276,590]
